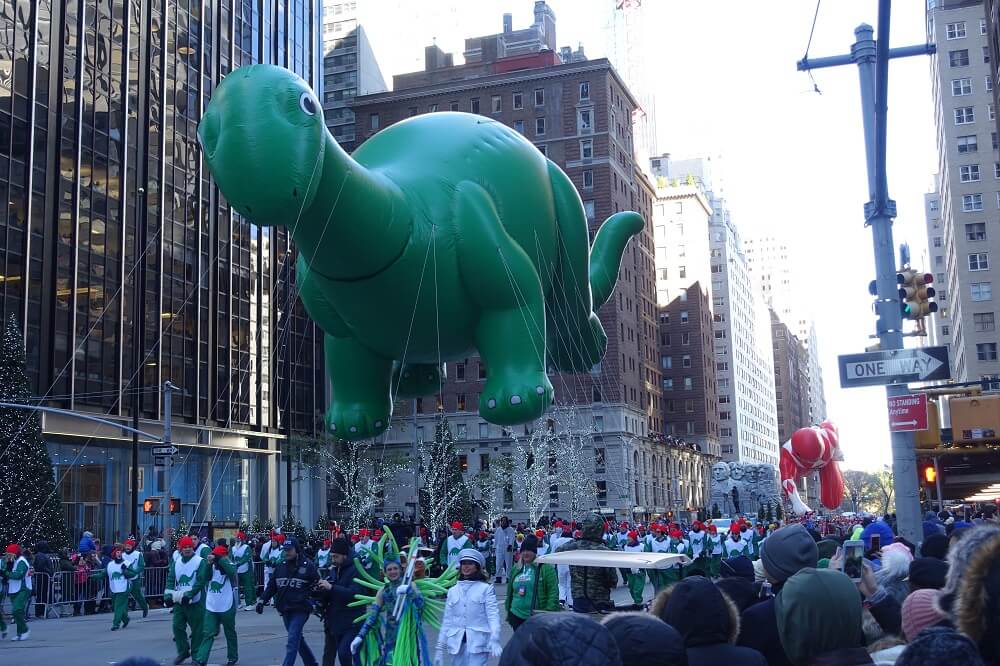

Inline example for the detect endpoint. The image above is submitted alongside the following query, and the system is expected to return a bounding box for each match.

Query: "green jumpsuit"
[90,559,138,629]
[231,540,257,606]
[165,552,209,661]
[194,556,239,665]
[121,547,149,615]
[5,556,31,638]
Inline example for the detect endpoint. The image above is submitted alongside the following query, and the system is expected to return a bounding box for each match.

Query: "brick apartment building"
[346,4,712,522]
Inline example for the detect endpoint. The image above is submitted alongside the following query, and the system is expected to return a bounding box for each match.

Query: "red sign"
[887,393,929,432]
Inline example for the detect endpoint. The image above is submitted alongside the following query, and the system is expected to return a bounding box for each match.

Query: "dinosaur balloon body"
[198,65,643,440]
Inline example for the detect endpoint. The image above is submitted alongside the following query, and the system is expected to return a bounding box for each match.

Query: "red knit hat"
[669,529,682,539]
[359,529,370,538]
[212,545,228,557]
[374,529,383,539]
[534,529,545,538]
[236,532,247,540]
[729,523,741,535]
[125,538,136,547]
[178,536,195,549]
[627,530,638,540]
[708,524,718,533]
[275,534,286,543]
[450,521,463,530]
[5,544,19,555]
[479,531,488,539]
[323,539,331,547]
[350,534,360,543]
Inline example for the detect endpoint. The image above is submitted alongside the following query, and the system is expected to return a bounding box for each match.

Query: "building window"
[977,342,998,361]
[537,143,547,156]
[578,109,592,132]
[992,104,997,122]
[974,312,996,331]
[580,139,593,159]
[593,415,604,432]
[961,164,982,182]
[479,423,489,439]
[947,22,967,39]
[985,46,992,63]
[369,112,380,129]
[470,98,480,114]
[721,427,732,437]
[596,480,607,503]
[982,18,989,35]
[994,132,999,150]
[661,355,672,369]
[682,354,692,368]
[969,252,990,271]
[592,385,602,402]
[514,119,525,134]
[995,163,1000,180]
[479,363,487,380]
[450,101,459,111]
[717,361,729,371]
[685,399,694,412]
[950,49,970,67]
[457,423,467,439]
[582,169,593,188]
[428,103,438,112]
[584,200,595,219]
[989,76,995,93]
[720,410,731,420]
[534,88,544,106]
[662,378,673,390]
[958,135,979,153]
[535,117,545,135]
[967,222,987,241]
[479,453,490,472]
[457,394,466,411]
[455,362,466,381]
[681,332,690,345]
[683,376,693,390]
[579,81,590,100]
[513,92,523,109]
[491,95,502,113]
[719,394,730,404]
[955,106,975,124]
[679,310,688,324]
[934,236,943,247]
[458,455,468,473]
[953,77,973,95]
[963,193,984,211]
[972,282,993,301]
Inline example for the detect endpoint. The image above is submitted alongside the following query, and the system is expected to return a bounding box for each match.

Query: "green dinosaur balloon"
[198,65,643,440]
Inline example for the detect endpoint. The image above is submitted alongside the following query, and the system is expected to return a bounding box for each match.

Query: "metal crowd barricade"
[23,560,267,620]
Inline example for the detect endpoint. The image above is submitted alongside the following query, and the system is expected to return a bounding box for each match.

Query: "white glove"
[350,637,363,654]
[396,584,409,597]
[489,638,503,657]
[172,590,184,604]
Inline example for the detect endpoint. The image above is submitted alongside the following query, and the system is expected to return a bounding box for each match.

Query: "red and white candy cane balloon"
[779,420,845,514]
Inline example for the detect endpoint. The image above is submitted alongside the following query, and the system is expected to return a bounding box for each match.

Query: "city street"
[0,583,644,666]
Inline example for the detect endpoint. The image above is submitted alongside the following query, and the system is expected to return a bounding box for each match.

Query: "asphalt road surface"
[0,581,644,665]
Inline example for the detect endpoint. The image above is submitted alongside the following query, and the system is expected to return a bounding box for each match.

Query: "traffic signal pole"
[798,0,934,544]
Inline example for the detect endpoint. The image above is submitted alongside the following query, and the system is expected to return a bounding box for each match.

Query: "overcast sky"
[361,1,938,471]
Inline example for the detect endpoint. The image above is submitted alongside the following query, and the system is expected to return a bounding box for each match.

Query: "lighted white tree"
[468,454,514,528]
[418,417,472,538]
[290,436,404,533]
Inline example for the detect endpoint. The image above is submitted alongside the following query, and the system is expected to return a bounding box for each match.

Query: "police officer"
[313,539,364,666]
[257,538,320,666]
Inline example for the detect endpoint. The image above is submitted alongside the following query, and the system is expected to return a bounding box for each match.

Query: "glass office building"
[0,0,326,543]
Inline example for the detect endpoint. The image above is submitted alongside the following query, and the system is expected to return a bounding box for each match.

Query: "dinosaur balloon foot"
[327,400,392,440]
[479,371,554,426]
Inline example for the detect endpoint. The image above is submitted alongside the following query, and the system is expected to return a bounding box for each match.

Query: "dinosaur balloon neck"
[296,133,411,281]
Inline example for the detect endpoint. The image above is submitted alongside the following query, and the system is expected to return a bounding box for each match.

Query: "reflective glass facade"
[0,0,324,433]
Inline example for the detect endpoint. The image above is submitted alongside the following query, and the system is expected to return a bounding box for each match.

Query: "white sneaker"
[17,630,29,641]
[243,605,255,611]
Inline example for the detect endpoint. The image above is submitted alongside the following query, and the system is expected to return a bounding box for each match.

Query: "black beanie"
[521,535,539,554]
[330,539,350,556]
[908,557,948,590]
[896,627,984,666]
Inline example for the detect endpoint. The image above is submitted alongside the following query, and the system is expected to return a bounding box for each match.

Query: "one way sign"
[838,347,950,388]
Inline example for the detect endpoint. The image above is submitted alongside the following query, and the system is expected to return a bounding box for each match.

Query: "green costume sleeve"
[239,548,252,567]
[8,561,27,580]
[166,559,177,590]
[538,565,559,611]
[124,566,138,581]
[89,569,108,581]
[504,564,516,615]
[217,557,237,577]
[135,552,145,574]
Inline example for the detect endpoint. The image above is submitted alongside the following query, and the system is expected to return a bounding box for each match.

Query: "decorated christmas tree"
[419,416,472,537]
[0,317,69,549]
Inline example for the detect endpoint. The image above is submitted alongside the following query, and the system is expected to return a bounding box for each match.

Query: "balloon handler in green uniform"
[122,537,149,617]
[197,65,644,443]
[193,544,239,666]
[165,535,210,665]
[230,531,257,609]
[2,543,32,641]
[90,544,138,630]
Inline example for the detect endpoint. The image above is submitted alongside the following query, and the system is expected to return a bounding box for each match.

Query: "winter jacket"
[555,513,618,612]
[652,575,766,666]
[437,579,502,656]
[498,612,623,666]
[600,612,688,665]
[504,560,559,619]
[78,534,96,554]
[313,557,364,635]
[260,555,319,614]
[775,568,865,666]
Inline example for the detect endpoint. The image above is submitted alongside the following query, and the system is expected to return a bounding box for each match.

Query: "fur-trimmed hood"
[651,576,741,646]
[939,523,1000,614]
[952,525,1000,664]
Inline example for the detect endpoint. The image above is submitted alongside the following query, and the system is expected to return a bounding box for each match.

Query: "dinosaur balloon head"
[198,64,326,224]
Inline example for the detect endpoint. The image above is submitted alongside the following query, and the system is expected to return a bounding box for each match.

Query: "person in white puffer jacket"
[435,549,502,666]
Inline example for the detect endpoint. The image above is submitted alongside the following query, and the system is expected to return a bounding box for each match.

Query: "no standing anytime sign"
[887,393,929,433]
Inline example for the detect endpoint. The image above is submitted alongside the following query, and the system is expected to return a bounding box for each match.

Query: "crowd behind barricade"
[2,506,1000,666]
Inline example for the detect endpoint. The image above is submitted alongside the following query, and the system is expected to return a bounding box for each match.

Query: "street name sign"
[838,347,950,388]
[887,393,928,432]
[152,445,178,456]
[154,455,174,468]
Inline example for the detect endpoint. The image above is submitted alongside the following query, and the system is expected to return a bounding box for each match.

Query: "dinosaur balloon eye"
[299,92,317,116]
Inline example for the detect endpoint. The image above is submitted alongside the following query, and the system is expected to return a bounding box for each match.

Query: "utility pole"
[130,186,148,540]
[797,0,934,544]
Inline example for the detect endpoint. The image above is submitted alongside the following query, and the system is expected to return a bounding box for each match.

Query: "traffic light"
[897,269,938,320]
[169,497,181,514]
[143,497,160,514]
[918,460,937,486]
